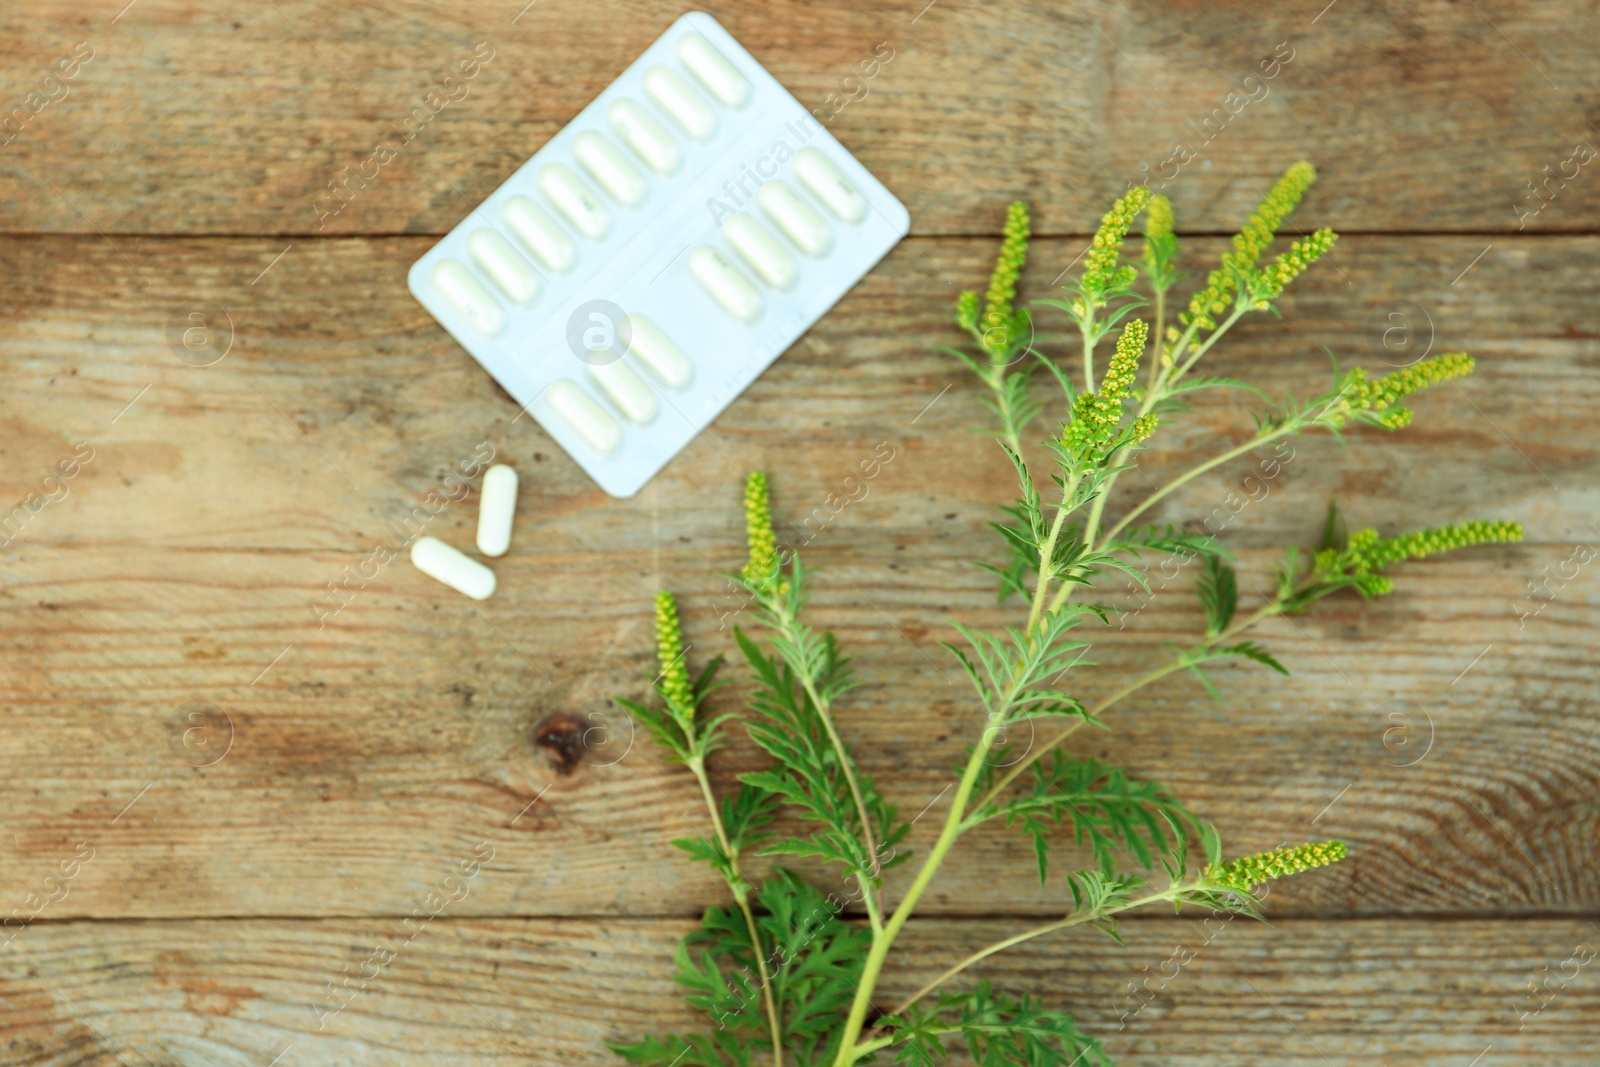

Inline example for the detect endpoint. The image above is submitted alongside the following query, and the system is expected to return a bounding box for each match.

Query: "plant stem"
[832,734,997,1066]
[771,597,885,930]
[1081,318,1097,395]
[1147,287,1166,393]
[802,667,886,933]
[973,596,1287,813]
[833,487,1075,1064]
[888,883,1184,1016]
[1169,305,1249,387]
[1095,423,1297,552]
[688,756,785,1067]
[1025,477,1079,635]
[968,658,1187,815]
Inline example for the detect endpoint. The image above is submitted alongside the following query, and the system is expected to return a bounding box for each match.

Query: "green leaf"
[1196,555,1237,636]
[756,870,872,1065]
[1218,640,1289,675]
[1105,523,1230,562]
[734,628,905,882]
[968,752,1202,880]
[1321,499,1348,552]
[881,982,1112,1067]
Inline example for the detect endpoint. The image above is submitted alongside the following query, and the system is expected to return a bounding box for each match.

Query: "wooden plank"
[0,231,1593,921]
[0,1,1597,235]
[0,916,1595,1064]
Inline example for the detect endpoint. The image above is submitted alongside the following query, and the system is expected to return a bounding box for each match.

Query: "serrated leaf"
[881,982,1112,1067]
[1196,554,1237,636]
[968,752,1201,880]
[1219,640,1290,675]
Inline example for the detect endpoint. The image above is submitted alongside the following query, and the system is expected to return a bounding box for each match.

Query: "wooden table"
[1,1,1596,1063]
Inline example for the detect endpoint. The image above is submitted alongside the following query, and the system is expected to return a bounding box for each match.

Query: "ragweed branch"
[611,163,1522,1067]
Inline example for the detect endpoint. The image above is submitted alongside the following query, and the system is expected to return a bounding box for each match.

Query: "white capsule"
[547,379,622,454]
[757,180,833,257]
[676,32,750,108]
[588,358,658,423]
[643,65,716,141]
[689,246,762,321]
[608,98,681,173]
[432,259,504,336]
[466,228,540,304]
[725,213,798,289]
[624,314,693,388]
[539,163,610,239]
[794,148,867,223]
[411,536,496,601]
[503,195,576,272]
[574,131,647,207]
[475,464,518,558]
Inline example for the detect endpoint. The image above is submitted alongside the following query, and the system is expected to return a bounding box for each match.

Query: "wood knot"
[532,712,592,775]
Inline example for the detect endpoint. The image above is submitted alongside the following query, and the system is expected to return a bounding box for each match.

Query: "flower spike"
[654,590,694,714]
[741,471,780,590]
[1211,840,1348,892]
[1183,161,1317,330]
[982,201,1031,348]
[1081,186,1152,300]
[1064,319,1150,458]
[1342,352,1476,430]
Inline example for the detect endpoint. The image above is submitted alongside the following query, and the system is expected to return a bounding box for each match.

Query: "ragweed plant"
[612,162,1523,1067]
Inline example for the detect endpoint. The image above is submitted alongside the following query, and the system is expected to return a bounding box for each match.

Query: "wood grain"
[0,233,1594,921]
[1,916,1596,1065]
[0,1,1597,236]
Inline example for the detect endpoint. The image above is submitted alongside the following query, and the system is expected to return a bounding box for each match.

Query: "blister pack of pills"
[408,11,910,498]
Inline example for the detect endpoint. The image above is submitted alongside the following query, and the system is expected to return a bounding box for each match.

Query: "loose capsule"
[676,32,750,107]
[608,98,681,173]
[643,66,716,141]
[689,246,761,321]
[574,131,647,207]
[475,464,518,558]
[794,148,867,223]
[411,536,496,600]
[725,213,798,288]
[503,195,576,272]
[432,259,504,335]
[757,180,833,256]
[467,229,540,303]
[624,315,693,388]
[547,379,622,454]
[539,163,611,239]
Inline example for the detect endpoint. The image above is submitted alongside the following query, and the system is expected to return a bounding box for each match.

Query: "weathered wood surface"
[2,0,1598,1060]
[1,917,1596,1065]
[0,233,1594,923]
[0,1,1598,235]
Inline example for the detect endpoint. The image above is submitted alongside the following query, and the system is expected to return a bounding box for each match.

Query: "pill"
[547,379,622,454]
[503,195,576,272]
[466,228,540,304]
[608,98,681,173]
[411,536,496,600]
[574,131,647,207]
[794,148,867,223]
[539,163,610,239]
[432,259,504,336]
[589,358,658,423]
[624,315,693,388]
[725,213,798,289]
[757,180,833,257]
[676,32,750,108]
[475,464,518,558]
[643,65,716,141]
[689,246,762,321]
